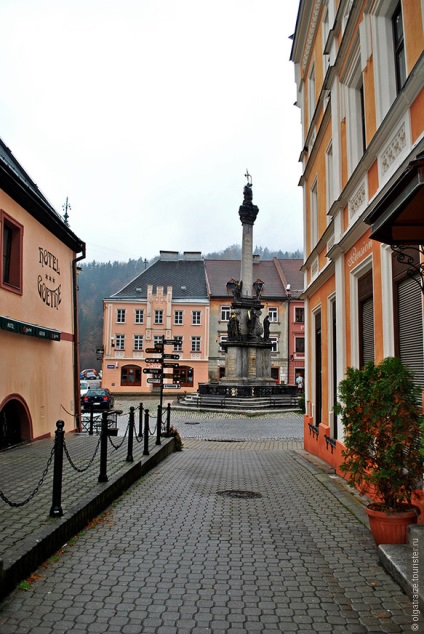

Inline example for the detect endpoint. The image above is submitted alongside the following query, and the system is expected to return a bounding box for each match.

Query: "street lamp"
[286,284,291,384]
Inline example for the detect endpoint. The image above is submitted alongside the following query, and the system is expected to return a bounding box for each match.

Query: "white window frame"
[116,309,126,324]
[270,337,278,353]
[154,310,163,325]
[345,50,365,176]
[191,336,201,352]
[370,0,401,125]
[268,308,278,322]
[174,310,183,325]
[326,140,334,211]
[295,307,305,323]
[153,335,163,347]
[295,336,305,355]
[135,309,144,324]
[219,336,228,353]
[308,62,316,128]
[221,306,231,321]
[133,335,143,351]
[115,334,125,350]
[310,179,318,249]
[349,254,373,369]
[173,336,183,352]
[192,311,201,325]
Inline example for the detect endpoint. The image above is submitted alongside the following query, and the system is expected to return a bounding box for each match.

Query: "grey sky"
[0,0,302,262]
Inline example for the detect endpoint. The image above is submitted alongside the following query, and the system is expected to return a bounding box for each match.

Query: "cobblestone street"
[0,402,420,633]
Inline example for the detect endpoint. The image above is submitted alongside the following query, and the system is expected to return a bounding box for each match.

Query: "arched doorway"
[0,396,32,450]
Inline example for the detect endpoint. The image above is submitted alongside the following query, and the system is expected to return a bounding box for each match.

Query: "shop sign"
[38,246,62,309]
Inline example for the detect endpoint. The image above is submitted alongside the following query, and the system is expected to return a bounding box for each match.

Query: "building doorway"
[0,397,32,449]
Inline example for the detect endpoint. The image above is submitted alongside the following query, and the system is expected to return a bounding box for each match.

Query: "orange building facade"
[0,139,85,446]
[291,1,424,471]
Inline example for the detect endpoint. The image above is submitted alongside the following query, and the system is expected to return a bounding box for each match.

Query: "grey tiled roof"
[111,259,208,300]
[205,259,304,299]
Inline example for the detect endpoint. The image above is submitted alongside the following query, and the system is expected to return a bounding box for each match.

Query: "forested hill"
[78,247,303,369]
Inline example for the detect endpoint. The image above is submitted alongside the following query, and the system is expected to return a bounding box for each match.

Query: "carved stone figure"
[227,313,240,339]
[263,314,270,340]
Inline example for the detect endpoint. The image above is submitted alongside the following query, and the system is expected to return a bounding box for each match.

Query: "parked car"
[85,371,97,380]
[80,380,90,399]
[81,369,98,380]
[82,388,115,411]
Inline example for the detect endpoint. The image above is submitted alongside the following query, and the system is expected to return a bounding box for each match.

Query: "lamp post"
[286,284,291,384]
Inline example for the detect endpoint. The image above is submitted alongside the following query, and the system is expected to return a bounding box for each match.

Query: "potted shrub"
[335,356,423,545]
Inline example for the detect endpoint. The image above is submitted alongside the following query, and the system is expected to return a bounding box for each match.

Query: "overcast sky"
[1,0,302,263]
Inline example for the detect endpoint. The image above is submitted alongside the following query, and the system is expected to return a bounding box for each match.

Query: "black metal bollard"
[89,404,94,436]
[98,411,109,482]
[50,420,65,517]
[127,406,134,462]
[143,409,150,456]
[156,405,162,446]
[166,403,171,437]
[138,402,144,437]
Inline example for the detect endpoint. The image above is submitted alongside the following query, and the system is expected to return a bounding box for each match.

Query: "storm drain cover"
[218,490,263,499]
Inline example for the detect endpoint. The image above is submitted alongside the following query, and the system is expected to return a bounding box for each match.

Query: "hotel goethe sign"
[38,247,62,309]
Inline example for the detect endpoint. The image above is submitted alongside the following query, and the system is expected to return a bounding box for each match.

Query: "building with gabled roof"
[101,251,209,393]
[0,138,85,446]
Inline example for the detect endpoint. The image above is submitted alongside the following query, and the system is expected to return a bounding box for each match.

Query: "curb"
[0,437,175,599]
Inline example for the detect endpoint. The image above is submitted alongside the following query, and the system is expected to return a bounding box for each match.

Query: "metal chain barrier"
[0,445,55,507]
[108,422,129,450]
[63,435,101,473]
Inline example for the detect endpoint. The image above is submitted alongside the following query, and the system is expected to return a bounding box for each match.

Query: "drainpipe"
[72,245,86,432]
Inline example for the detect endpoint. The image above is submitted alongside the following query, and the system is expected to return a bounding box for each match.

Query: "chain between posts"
[63,435,102,472]
[0,445,55,508]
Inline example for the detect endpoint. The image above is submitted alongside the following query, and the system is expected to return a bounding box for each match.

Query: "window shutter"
[397,275,424,389]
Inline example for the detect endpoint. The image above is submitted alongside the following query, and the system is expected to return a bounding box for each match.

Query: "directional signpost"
[143,337,181,420]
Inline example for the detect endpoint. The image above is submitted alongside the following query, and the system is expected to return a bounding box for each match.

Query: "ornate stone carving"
[349,181,366,220]
[302,0,322,71]
[381,122,406,175]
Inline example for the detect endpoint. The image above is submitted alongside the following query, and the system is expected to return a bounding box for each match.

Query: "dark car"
[82,388,115,411]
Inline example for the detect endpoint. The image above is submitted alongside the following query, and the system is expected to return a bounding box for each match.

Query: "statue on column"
[263,314,270,340]
[227,312,240,339]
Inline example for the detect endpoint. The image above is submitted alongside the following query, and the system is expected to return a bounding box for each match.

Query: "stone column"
[238,181,259,298]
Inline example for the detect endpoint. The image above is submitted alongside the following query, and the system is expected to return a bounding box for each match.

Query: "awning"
[0,316,61,340]
[365,153,424,245]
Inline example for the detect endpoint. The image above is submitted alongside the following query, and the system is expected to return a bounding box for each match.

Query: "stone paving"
[0,401,421,632]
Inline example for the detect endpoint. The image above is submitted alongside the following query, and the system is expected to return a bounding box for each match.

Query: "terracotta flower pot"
[365,504,420,545]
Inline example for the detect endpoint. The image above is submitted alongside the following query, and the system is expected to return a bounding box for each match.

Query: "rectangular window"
[1,212,23,292]
[270,337,278,353]
[153,335,163,347]
[135,309,144,324]
[310,180,318,248]
[219,336,228,353]
[392,3,406,93]
[295,307,305,323]
[154,310,163,325]
[133,335,143,351]
[173,336,183,351]
[174,310,183,325]
[191,336,201,352]
[116,309,126,323]
[326,141,334,209]
[192,311,201,325]
[358,270,374,367]
[115,334,125,350]
[308,63,316,127]
[295,337,305,354]
[268,308,278,322]
[221,306,231,321]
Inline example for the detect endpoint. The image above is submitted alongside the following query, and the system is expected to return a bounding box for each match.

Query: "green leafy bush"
[335,357,423,512]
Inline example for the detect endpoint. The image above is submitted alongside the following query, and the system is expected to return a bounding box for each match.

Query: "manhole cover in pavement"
[218,490,263,499]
